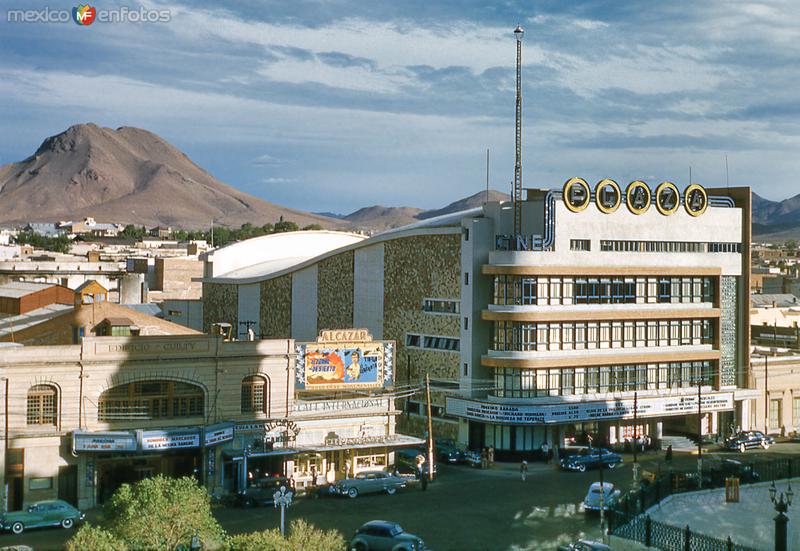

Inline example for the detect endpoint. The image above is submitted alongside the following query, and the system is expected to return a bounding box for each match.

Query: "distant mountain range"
[2,124,799,239]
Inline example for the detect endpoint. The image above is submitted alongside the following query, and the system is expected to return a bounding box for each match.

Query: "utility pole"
[512,25,524,238]
[697,372,703,488]
[425,373,434,481]
[485,148,490,204]
[598,448,606,535]
[632,391,639,489]
[765,353,769,433]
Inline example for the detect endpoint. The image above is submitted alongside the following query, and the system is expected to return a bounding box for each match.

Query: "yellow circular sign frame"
[595,179,621,214]
[563,177,591,213]
[625,180,651,215]
[684,184,708,217]
[655,181,680,216]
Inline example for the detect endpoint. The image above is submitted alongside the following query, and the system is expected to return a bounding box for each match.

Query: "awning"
[223,448,305,461]
[307,434,425,453]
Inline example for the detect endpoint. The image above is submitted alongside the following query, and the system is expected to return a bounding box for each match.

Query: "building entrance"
[96,450,201,503]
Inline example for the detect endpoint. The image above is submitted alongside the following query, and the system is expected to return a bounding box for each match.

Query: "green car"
[1,499,84,534]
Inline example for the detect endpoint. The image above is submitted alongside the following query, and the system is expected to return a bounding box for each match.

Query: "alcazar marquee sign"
[562,178,708,217]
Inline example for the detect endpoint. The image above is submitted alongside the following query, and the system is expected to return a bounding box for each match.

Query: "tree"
[104,476,225,551]
[274,220,299,233]
[225,520,345,551]
[302,224,324,231]
[66,523,127,551]
[786,239,797,250]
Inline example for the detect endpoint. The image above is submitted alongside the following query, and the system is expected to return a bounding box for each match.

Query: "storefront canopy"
[308,434,425,453]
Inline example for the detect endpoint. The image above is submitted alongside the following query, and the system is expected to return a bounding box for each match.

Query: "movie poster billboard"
[296,329,394,390]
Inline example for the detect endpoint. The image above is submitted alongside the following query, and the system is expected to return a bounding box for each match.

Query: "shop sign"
[295,332,394,391]
[292,397,390,414]
[263,419,301,448]
[204,423,234,447]
[72,430,138,453]
[140,429,200,450]
[323,433,392,447]
[446,393,734,425]
[562,178,708,217]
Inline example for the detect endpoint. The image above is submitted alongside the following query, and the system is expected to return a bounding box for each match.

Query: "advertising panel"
[140,429,200,450]
[295,329,394,390]
[73,430,138,453]
[204,423,234,447]
[446,393,734,425]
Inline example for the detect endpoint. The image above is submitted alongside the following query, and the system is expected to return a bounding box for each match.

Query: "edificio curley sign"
[446,393,734,425]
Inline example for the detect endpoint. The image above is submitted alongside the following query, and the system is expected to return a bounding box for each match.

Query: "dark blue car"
[560,448,623,472]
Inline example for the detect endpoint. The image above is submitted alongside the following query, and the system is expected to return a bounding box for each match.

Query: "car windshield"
[389,524,403,536]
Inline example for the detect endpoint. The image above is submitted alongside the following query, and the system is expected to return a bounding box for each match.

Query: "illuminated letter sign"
[655,182,680,216]
[595,179,621,213]
[563,177,590,212]
[626,181,651,214]
[684,184,708,216]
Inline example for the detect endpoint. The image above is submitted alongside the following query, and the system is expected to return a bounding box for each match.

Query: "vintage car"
[349,520,428,551]
[333,470,407,498]
[560,448,623,472]
[705,458,760,484]
[394,448,438,477]
[558,540,613,551]
[435,439,467,463]
[0,499,84,535]
[725,431,774,452]
[582,482,621,512]
[236,475,292,507]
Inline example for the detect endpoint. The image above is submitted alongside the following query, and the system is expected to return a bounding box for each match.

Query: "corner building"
[200,185,755,458]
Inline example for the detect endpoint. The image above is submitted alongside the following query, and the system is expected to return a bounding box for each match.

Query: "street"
[3,444,800,551]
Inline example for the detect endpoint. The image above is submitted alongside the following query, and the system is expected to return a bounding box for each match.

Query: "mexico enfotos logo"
[7,5,171,24]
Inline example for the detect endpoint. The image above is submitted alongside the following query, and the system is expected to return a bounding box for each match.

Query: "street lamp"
[273,485,293,537]
[770,480,793,551]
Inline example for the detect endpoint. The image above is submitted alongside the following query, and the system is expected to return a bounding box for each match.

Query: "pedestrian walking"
[665,444,673,463]
[480,448,488,469]
[419,461,428,491]
[488,446,495,466]
[520,460,528,482]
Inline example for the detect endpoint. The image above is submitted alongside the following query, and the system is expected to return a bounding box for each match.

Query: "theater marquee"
[295,329,394,391]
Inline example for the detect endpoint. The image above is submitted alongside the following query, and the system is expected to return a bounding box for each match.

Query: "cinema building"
[0,333,412,511]
[201,183,754,459]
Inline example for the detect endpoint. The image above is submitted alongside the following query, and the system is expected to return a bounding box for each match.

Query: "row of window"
[599,240,741,254]
[422,298,460,315]
[494,361,713,398]
[406,333,460,352]
[492,319,714,352]
[492,275,715,306]
[26,376,271,426]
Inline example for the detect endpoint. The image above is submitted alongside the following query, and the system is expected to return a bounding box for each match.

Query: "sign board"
[204,423,234,447]
[72,430,138,453]
[295,330,394,390]
[562,178,708,217]
[292,397,390,415]
[140,429,200,450]
[446,393,734,425]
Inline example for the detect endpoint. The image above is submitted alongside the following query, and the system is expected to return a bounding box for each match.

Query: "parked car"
[725,431,774,452]
[560,448,623,472]
[0,500,84,535]
[333,470,407,498]
[705,458,760,484]
[349,520,428,551]
[236,475,292,507]
[435,439,466,463]
[463,449,482,468]
[558,540,612,551]
[582,482,621,512]
[395,448,438,476]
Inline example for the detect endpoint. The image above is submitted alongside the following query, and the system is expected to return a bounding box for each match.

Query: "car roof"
[362,520,401,529]
[589,482,615,490]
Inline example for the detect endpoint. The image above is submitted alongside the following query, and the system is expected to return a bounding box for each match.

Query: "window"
[570,239,591,251]
[406,334,421,347]
[29,477,53,490]
[407,333,459,352]
[770,399,782,430]
[422,299,460,315]
[793,398,800,427]
[464,272,469,285]
[241,375,269,414]
[98,380,204,420]
[27,384,57,425]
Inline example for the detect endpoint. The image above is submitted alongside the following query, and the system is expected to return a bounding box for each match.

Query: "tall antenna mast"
[513,25,524,237]
[485,148,490,204]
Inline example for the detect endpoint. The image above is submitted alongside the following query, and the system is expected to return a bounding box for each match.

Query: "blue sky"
[1,1,798,214]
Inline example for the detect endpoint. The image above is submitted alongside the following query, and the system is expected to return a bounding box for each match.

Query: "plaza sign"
[563,178,708,217]
[446,393,734,425]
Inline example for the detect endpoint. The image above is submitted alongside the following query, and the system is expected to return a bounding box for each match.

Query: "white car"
[582,482,621,511]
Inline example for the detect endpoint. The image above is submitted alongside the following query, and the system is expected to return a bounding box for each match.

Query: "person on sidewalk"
[541,441,550,463]
[488,446,495,466]
[665,444,673,463]
[480,448,488,469]
[520,460,528,482]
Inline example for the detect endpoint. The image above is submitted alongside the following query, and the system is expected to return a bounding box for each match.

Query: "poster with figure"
[296,329,393,390]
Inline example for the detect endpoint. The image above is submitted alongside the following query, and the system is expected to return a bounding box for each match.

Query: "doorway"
[58,465,78,506]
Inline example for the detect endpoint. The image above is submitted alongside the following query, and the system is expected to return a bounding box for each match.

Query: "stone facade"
[720,276,738,387]
[260,275,292,338]
[202,282,238,333]
[317,250,354,331]
[383,234,461,437]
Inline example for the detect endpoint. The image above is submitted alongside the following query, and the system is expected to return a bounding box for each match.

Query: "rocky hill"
[0,124,345,229]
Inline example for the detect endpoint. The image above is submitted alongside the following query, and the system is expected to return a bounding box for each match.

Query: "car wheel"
[762,441,770,449]
[352,542,368,551]
[10,522,24,535]
[61,518,74,529]
[740,444,746,453]
[386,486,397,495]
[347,487,359,499]
[607,462,617,470]
[578,464,587,473]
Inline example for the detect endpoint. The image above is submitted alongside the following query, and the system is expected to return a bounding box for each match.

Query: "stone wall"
[383,234,461,436]
[317,250,354,330]
[260,275,292,338]
[202,282,238,333]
